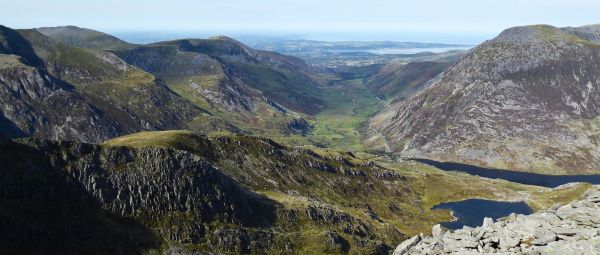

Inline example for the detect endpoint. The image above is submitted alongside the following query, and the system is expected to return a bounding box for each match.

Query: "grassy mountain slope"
[366,61,451,100]
[116,36,327,115]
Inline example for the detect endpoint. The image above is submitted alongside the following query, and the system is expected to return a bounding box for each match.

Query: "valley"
[1,22,600,254]
[247,39,470,67]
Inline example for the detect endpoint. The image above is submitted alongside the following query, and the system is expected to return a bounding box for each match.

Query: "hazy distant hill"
[36,26,134,49]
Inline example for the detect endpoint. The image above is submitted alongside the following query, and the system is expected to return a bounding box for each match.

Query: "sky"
[2,0,600,44]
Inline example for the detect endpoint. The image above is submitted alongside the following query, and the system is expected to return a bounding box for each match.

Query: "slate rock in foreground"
[394,186,600,254]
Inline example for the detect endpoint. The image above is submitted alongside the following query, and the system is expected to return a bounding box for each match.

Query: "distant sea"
[366,46,474,54]
[109,30,492,46]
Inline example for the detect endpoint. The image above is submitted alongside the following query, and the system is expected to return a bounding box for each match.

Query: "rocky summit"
[393,186,600,254]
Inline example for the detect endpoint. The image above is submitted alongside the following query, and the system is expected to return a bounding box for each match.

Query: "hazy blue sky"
[2,0,600,44]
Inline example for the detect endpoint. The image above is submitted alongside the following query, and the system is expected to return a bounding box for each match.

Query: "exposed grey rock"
[0,135,411,254]
[532,228,556,245]
[432,224,445,239]
[393,234,421,255]
[498,230,520,251]
[482,217,494,228]
[394,186,600,254]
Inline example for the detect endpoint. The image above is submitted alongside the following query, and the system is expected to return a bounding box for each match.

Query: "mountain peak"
[37,25,82,30]
[493,25,545,43]
[208,35,237,41]
[35,26,132,50]
[495,25,571,43]
[493,24,597,45]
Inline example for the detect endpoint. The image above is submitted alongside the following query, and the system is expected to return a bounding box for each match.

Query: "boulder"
[532,228,556,245]
[482,217,494,228]
[432,224,444,239]
[392,234,421,255]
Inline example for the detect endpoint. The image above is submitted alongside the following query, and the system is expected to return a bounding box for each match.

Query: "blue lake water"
[415,159,600,188]
[418,158,598,229]
[432,199,533,229]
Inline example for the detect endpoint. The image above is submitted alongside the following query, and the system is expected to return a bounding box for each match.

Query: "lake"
[367,46,473,55]
[415,159,600,188]
[432,199,533,229]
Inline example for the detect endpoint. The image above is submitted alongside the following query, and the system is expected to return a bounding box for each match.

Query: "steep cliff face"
[0,136,278,254]
[370,25,600,174]
[0,137,159,254]
[104,131,418,253]
[0,25,202,142]
[0,59,121,141]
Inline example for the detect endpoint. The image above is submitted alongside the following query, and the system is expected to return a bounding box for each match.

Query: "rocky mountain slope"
[394,186,600,254]
[0,25,201,142]
[370,24,600,174]
[0,135,265,254]
[0,131,412,254]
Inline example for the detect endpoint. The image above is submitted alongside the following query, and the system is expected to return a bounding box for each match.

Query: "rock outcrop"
[0,137,280,253]
[394,186,600,254]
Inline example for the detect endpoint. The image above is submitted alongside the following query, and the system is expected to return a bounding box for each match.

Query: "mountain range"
[2,22,600,254]
[0,25,332,143]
